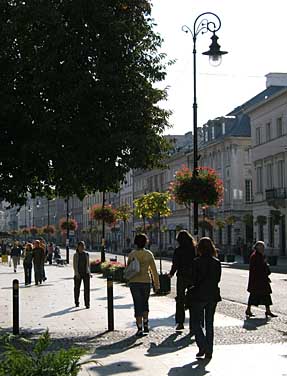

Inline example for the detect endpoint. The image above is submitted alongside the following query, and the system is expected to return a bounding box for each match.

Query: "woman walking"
[32,240,45,285]
[10,241,21,272]
[23,243,33,285]
[169,230,196,331]
[245,240,277,318]
[189,237,221,359]
[127,233,160,336]
[73,241,91,309]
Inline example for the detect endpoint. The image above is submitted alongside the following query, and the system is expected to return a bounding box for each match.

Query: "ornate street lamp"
[182,12,227,236]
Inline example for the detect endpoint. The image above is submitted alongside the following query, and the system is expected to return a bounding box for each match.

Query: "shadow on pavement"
[43,306,86,318]
[86,361,141,375]
[146,332,194,357]
[148,314,176,328]
[96,295,125,301]
[168,359,211,376]
[93,334,143,359]
[114,303,134,309]
[243,317,268,331]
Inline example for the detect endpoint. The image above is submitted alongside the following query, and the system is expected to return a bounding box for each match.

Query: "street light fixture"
[182,12,227,236]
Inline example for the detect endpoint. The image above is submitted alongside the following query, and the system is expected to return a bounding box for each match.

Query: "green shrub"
[0,330,92,376]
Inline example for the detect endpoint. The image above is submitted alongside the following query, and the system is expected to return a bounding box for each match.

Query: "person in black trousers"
[23,243,33,285]
[169,230,196,331]
[189,237,221,360]
[73,241,91,309]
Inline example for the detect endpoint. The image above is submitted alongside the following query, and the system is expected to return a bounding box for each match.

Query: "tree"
[0,0,171,206]
[116,203,132,252]
[134,191,171,273]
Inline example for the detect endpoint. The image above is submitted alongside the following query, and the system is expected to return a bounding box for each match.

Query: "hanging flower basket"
[59,218,78,231]
[90,204,117,225]
[169,165,224,207]
[22,228,30,235]
[42,225,56,234]
[29,226,39,236]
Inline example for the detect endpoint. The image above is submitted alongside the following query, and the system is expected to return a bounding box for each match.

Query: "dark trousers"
[175,275,191,326]
[129,283,151,317]
[192,301,217,354]
[74,274,90,307]
[34,264,43,284]
[24,264,32,285]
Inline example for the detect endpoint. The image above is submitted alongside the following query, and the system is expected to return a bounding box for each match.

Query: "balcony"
[266,188,287,208]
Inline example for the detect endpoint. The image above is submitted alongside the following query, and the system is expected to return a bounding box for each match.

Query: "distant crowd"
[1,239,61,285]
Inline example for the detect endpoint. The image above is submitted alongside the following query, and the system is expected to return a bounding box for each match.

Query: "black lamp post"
[182,12,227,236]
[65,197,70,264]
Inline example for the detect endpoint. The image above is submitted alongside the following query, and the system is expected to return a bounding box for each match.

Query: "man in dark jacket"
[189,237,221,359]
[10,242,22,272]
[73,241,91,308]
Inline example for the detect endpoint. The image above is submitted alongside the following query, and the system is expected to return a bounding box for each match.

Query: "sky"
[151,0,287,135]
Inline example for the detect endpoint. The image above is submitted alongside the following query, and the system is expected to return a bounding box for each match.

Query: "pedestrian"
[245,240,277,318]
[47,242,54,265]
[23,243,33,285]
[10,241,22,272]
[127,233,160,337]
[73,241,91,309]
[168,230,196,332]
[32,240,45,285]
[39,238,47,281]
[187,237,221,360]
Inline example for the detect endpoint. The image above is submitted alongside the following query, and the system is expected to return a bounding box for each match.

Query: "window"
[245,180,253,203]
[266,122,271,142]
[222,122,225,135]
[255,127,261,145]
[266,163,273,189]
[277,117,283,137]
[244,148,251,163]
[277,160,285,188]
[226,147,230,165]
[225,180,231,204]
[256,166,263,193]
[211,126,215,140]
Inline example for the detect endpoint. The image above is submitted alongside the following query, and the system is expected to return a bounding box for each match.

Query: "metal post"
[12,279,19,335]
[66,197,70,264]
[47,199,50,242]
[101,191,106,263]
[107,275,114,331]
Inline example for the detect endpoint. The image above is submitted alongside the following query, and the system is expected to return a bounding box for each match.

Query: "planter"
[158,273,171,295]
[218,254,225,262]
[113,267,125,282]
[226,255,235,262]
[267,255,278,266]
[90,263,102,273]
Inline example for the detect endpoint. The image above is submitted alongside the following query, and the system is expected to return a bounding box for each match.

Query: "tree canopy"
[0,0,171,205]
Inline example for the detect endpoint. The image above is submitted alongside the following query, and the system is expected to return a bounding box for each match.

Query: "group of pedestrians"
[8,239,58,285]
[122,230,277,361]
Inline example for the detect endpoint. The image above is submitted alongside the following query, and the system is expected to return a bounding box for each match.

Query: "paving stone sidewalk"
[1,259,287,375]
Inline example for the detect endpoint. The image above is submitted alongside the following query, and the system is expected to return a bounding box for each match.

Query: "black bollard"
[107,275,114,331]
[12,279,19,335]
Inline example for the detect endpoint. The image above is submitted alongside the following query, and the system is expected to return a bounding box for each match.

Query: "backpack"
[124,256,140,280]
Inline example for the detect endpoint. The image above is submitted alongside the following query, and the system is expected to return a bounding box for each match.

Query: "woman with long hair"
[189,237,221,359]
[169,230,196,331]
[245,240,277,318]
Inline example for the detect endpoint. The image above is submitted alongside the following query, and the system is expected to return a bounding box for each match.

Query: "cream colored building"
[246,73,287,256]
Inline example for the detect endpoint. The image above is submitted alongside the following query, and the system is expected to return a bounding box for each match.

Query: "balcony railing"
[266,188,287,201]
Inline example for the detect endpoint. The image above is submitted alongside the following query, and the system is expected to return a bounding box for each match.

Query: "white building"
[246,73,287,256]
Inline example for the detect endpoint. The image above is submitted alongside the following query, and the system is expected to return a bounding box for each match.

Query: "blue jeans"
[192,301,217,354]
[129,283,151,317]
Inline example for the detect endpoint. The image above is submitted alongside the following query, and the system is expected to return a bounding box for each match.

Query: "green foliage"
[169,165,224,207]
[0,0,172,206]
[215,218,225,229]
[116,204,132,222]
[256,215,267,226]
[134,191,171,219]
[0,330,87,376]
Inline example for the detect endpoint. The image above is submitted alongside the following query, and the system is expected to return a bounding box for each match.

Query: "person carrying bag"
[126,233,160,336]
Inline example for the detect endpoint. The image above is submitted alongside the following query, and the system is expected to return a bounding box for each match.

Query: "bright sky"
[152,0,287,135]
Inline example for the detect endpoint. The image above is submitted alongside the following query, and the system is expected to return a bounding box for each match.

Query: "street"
[1,251,287,375]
